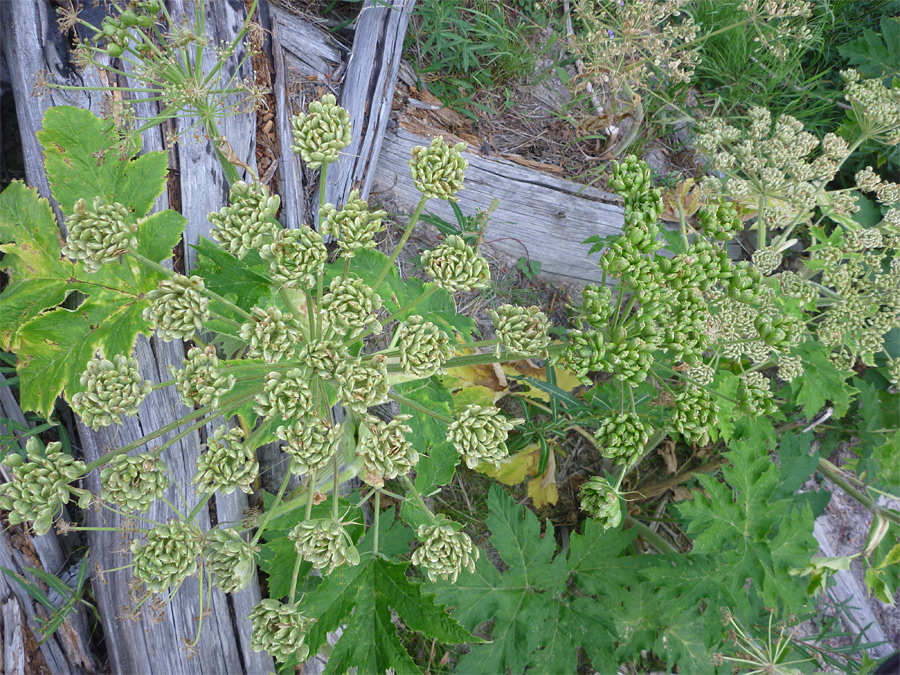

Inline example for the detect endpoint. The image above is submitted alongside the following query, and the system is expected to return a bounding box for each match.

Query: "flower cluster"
[290,519,359,575]
[594,412,649,466]
[62,197,139,273]
[193,426,258,495]
[489,304,551,358]
[411,521,479,583]
[208,181,281,259]
[397,316,453,377]
[357,415,417,488]
[100,452,169,513]
[249,599,313,662]
[277,418,342,476]
[448,405,522,469]
[131,521,201,593]
[143,274,210,341]
[290,93,352,168]
[409,137,468,201]
[420,234,491,292]
[71,354,152,429]
[321,189,386,257]
[170,346,235,409]
[240,307,303,364]
[204,528,256,594]
[579,476,622,530]
[259,227,326,289]
[0,439,89,536]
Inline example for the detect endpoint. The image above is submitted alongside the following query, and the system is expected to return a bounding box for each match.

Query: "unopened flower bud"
[409,137,468,201]
[420,235,490,292]
[193,426,258,495]
[100,452,168,513]
[72,354,152,429]
[143,274,210,340]
[290,94,351,169]
[62,197,138,273]
[411,521,478,583]
[131,521,201,592]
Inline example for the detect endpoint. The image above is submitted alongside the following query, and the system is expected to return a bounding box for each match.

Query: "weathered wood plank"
[169,0,260,273]
[269,2,346,230]
[373,126,623,285]
[324,0,415,209]
[2,597,26,675]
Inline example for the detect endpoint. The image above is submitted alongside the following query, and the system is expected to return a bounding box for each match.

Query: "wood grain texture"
[269,2,346,230]
[324,0,415,211]
[2,597,26,675]
[169,0,260,273]
[372,126,623,285]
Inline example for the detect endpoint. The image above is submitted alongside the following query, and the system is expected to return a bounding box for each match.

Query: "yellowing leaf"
[481,444,541,485]
[452,384,504,411]
[527,450,558,508]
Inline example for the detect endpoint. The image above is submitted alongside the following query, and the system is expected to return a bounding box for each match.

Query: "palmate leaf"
[838,16,900,80]
[790,341,856,420]
[433,486,616,674]
[296,521,472,675]
[674,437,818,611]
[0,107,184,417]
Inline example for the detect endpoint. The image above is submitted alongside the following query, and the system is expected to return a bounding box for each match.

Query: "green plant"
[0,87,558,664]
[0,552,98,645]
[406,1,548,118]
[688,0,837,135]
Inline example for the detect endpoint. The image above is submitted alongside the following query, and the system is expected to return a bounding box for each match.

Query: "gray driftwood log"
[323,0,415,210]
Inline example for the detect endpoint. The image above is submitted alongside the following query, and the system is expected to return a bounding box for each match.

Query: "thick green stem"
[402,476,439,526]
[817,458,900,527]
[372,196,428,291]
[624,516,680,555]
[83,385,261,472]
[186,492,213,524]
[373,491,381,555]
[289,552,303,604]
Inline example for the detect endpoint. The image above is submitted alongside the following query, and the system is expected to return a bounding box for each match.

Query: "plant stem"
[251,468,293,546]
[373,491,381,555]
[817,458,900,527]
[373,196,428,291]
[185,492,213,524]
[624,516,680,555]
[289,552,303,605]
[83,386,261,472]
[403,476,439,525]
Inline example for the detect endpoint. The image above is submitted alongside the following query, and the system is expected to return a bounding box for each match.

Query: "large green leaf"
[297,546,472,674]
[432,485,615,674]
[838,16,900,80]
[0,107,185,417]
[0,181,73,350]
[790,340,856,420]
[675,440,818,610]
[38,106,168,217]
